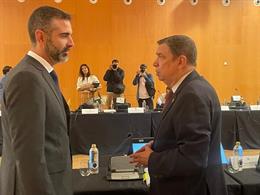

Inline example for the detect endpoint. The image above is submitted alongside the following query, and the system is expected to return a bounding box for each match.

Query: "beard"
[45,38,70,64]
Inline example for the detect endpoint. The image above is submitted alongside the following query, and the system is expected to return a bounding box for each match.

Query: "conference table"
[225,168,260,195]
[72,155,244,195]
[69,110,260,155]
[70,112,152,155]
[69,110,260,195]
[1,110,260,156]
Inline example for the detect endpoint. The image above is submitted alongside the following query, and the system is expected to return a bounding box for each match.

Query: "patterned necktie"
[164,90,174,110]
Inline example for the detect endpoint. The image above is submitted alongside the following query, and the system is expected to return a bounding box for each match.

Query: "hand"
[89,87,97,92]
[134,140,153,153]
[129,143,153,167]
[80,83,92,91]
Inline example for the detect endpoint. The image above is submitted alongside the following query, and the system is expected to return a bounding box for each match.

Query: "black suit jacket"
[0,55,72,195]
[149,71,227,195]
[103,67,124,93]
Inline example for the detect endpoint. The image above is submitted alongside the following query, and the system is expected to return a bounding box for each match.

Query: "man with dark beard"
[0,6,74,195]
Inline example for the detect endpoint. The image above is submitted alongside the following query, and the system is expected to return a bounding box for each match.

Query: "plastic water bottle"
[142,100,148,112]
[88,144,99,174]
[142,100,146,109]
[237,142,243,171]
[231,142,240,172]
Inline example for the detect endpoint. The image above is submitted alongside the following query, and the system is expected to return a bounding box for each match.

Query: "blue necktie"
[50,70,60,90]
[50,70,71,131]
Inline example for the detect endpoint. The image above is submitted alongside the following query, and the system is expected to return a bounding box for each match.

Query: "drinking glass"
[79,160,91,176]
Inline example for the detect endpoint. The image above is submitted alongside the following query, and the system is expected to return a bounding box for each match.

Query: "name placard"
[221,106,230,111]
[128,107,144,113]
[116,97,125,104]
[250,105,260,111]
[103,109,116,113]
[81,108,99,114]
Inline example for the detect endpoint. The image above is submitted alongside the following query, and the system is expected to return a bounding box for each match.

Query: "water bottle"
[231,142,240,172]
[142,100,146,109]
[142,100,148,112]
[237,142,243,171]
[88,144,99,174]
[110,98,114,109]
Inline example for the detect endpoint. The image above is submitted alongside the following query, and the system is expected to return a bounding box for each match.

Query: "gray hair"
[28,6,71,45]
[157,35,197,66]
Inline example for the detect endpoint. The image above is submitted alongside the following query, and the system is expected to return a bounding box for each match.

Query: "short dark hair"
[157,35,197,66]
[140,64,147,69]
[112,59,119,64]
[2,66,12,75]
[28,6,71,45]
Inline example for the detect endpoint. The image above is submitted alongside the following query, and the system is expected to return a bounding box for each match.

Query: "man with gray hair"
[130,35,227,195]
[0,6,74,195]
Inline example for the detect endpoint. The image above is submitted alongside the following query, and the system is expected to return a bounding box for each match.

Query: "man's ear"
[35,29,46,46]
[178,55,188,66]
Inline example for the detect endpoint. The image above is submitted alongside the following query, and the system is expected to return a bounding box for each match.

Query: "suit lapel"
[25,55,65,114]
[161,70,201,120]
[154,71,201,138]
[161,93,176,119]
[42,71,64,108]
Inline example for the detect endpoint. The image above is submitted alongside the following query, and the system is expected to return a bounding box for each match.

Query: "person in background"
[132,64,154,109]
[76,64,101,105]
[0,65,12,103]
[0,6,74,195]
[156,86,171,109]
[130,35,227,195]
[103,59,125,109]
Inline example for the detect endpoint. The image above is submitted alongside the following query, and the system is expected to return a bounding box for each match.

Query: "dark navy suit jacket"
[149,71,227,195]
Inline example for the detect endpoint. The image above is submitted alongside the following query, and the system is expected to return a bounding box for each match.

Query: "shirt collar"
[171,70,193,93]
[27,51,53,73]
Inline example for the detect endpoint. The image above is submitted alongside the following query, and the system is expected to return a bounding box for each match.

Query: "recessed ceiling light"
[157,0,166,6]
[54,0,63,3]
[189,0,198,6]
[253,0,260,6]
[89,0,98,4]
[124,0,132,5]
[222,0,231,7]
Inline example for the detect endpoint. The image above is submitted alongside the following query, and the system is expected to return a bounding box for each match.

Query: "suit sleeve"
[149,92,211,178]
[5,71,56,195]
[103,69,111,81]
[144,74,154,87]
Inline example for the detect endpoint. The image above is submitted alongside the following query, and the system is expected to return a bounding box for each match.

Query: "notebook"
[110,156,136,172]
[107,155,143,180]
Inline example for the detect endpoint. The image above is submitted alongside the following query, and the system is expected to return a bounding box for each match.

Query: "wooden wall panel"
[0,0,260,110]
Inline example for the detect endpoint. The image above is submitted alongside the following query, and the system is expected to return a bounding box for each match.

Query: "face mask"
[112,64,117,69]
[140,69,145,73]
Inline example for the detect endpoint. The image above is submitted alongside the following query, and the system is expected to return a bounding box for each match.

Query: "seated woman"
[76,64,101,105]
